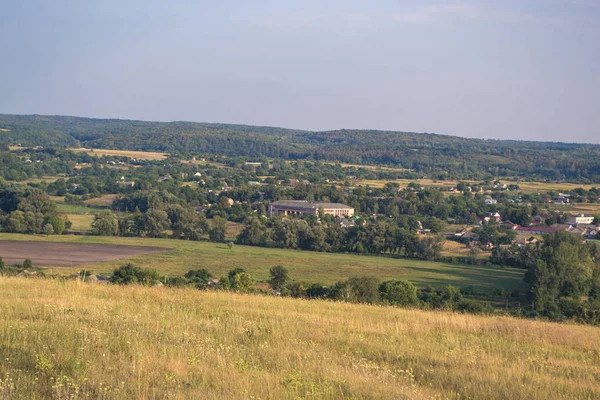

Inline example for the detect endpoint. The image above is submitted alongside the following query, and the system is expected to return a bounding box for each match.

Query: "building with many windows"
[269,200,354,218]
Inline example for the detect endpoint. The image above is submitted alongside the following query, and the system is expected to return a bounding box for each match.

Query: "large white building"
[269,200,355,218]
[569,214,595,226]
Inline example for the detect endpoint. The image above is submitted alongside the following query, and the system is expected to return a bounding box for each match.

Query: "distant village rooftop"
[269,200,354,217]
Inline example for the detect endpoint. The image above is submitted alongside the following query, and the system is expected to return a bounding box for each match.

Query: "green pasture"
[0,233,527,295]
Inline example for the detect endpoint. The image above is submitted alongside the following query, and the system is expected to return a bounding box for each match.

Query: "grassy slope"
[0,278,598,399]
[0,233,527,294]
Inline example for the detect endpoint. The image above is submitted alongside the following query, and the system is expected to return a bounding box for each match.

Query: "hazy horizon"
[1,1,599,143]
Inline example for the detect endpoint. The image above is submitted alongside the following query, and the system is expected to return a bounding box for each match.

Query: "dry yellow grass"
[1,277,599,399]
[69,148,168,160]
[84,194,118,207]
[66,214,95,233]
[352,178,598,194]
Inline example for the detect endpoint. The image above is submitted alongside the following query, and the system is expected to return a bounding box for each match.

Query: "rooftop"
[271,200,353,210]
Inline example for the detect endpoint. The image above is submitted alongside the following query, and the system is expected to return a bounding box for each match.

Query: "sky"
[1,0,599,143]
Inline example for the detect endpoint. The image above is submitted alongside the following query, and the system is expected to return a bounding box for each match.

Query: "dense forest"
[2,114,600,182]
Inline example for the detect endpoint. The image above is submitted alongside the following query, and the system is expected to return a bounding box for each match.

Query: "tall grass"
[1,277,598,399]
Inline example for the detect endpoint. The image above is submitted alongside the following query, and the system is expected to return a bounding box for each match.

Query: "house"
[117,181,135,188]
[569,214,595,226]
[193,172,202,177]
[483,212,502,223]
[515,226,559,235]
[501,221,519,230]
[525,237,538,245]
[484,197,497,205]
[531,215,546,226]
[338,218,356,228]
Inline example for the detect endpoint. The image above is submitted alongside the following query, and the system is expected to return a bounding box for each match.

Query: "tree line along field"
[0,233,527,296]
[68,147,168,160]
[0,277,598,399]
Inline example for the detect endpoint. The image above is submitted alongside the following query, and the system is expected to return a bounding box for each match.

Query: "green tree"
[237,216,265,245]
[91,210,119,236]
[144,208,170,237]
[379,280,419,307]
[268,265,289,290]
[209,216,227,242]
[42,223,54,235]
[346,276,380,304]
[184,269,213,288]
[525,232,594,312]
[230,271,254,293]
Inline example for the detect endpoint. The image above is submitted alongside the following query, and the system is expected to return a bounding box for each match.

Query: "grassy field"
[0,278,598,399]
[69,148,168,160]
[66,214,95,233]
[0,233,527,294]
[84,194,118,207]
[550,203,600,215]
[351,178,598,194]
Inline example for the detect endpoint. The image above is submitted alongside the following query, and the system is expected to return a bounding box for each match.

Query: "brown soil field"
[0,240,168,267]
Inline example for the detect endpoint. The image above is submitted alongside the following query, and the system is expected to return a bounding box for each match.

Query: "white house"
[569,214,595,226]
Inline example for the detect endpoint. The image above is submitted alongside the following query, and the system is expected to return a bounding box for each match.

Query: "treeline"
[237,216,444,260]
[3,113,600,182]
[492,232,600,323]
[104,264,494,315]
[0,184,71,235]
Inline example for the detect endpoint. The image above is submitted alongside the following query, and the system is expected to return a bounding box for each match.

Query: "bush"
[306,283,328,299]
[379,280,419,307]
[457,299,494,314]
[184,269,213,288]
[285,282,307,298]
[109,263,160,285]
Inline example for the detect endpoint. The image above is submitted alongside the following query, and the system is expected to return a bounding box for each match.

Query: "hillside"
[1,277,599,399]
[1,113,600,181]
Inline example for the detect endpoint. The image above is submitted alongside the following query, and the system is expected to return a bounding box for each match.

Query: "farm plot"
[0,240,168,267]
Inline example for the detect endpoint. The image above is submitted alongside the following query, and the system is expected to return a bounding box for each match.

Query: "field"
[351,178,598,194]
[0,233,527,295]
[69,148,168,160]
[0,278,598,399]
[0,240,167,267]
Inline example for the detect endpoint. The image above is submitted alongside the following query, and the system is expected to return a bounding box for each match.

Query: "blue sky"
[1,0,599,143]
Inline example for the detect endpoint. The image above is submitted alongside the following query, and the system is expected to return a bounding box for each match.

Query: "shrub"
[109,263,160,285]
[379,280,419,307]
[457,299,494,314]
[184,269,213,288]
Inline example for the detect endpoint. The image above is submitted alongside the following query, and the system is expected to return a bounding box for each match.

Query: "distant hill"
[1,113,600,181]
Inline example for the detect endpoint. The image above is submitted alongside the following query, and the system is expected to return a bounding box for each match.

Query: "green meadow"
[0,233,526,295]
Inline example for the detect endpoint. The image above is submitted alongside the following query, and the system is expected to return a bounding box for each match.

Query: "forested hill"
[1,113,599,181]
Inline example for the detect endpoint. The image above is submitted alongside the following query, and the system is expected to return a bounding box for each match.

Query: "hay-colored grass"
[69,148,168,160]
[66,214,95,233]
[0,277,598,399]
